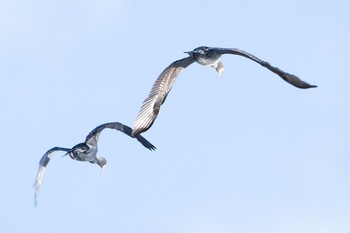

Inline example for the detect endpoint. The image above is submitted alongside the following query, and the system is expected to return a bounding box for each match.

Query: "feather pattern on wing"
[33,147,71,206]
[132,57,195,136]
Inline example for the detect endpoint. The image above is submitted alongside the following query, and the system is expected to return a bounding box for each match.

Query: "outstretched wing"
[132,56,195,136]
[86,122,156,151]
[215,48,317,89]
[34,146,71,206]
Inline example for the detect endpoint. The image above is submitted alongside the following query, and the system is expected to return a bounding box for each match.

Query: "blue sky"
[1,0,349,232]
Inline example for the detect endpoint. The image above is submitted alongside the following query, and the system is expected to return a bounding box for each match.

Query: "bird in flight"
[34,122,156,206]
[132,46,317,136]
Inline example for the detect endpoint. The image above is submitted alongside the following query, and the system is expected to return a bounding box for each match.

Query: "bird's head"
[184,46,210,56]
[184,46,221,67]
[64,143,89,159]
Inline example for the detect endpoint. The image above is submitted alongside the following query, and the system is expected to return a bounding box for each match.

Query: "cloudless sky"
[1,0,350,232]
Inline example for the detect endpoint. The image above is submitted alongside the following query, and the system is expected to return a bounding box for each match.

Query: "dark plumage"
[34,122,156,205]
[132,46,317,136]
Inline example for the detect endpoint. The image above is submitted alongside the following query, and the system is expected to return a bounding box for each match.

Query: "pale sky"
[1,1,350,232]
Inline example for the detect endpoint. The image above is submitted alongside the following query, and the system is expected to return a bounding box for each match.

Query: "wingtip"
[143,140,156,151]
[284,73,317,89]
[301,84,318,89]
[149,145,157,151]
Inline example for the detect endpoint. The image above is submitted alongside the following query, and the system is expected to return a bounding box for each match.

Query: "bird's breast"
[193,52,221,66]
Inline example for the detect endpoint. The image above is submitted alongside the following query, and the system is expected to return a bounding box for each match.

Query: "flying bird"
[132,46,317,136]
[34,122,156,205]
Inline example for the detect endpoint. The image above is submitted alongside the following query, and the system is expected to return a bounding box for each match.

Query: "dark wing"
[132,56,195,136]
[215,48,317,89]
[86,122,156,151]
[34,146,71,206]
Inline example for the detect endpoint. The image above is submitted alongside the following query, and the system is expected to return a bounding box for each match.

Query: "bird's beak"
[184,51,192,55]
